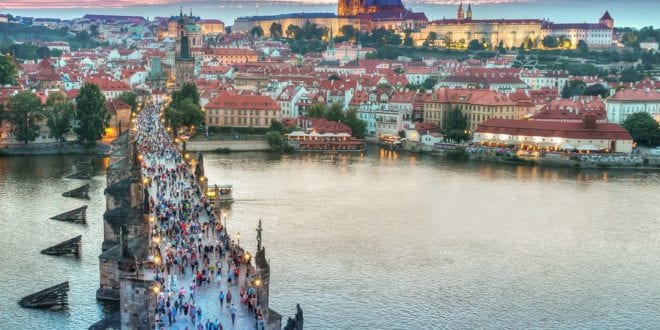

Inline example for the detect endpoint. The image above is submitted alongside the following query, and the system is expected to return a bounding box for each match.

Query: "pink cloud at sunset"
[0,0,540,9]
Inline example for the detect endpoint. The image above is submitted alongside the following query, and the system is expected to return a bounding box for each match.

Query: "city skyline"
[0,0,654,8]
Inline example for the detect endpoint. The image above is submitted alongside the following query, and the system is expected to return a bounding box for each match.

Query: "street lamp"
[236,231,241,247]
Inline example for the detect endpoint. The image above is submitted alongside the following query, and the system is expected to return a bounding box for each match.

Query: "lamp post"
[236,231,241,248]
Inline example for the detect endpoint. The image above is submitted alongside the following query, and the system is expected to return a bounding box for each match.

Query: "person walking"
[226,290,232,306]
[229,304,238,325]
[218,291,225,308]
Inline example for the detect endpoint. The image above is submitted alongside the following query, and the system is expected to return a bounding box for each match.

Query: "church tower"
[466,2,472,20]
[174,6,195,88]
[457,1,465,20]
[599,10,614,29]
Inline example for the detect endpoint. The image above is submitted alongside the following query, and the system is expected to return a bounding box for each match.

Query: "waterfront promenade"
[136,103,262,329]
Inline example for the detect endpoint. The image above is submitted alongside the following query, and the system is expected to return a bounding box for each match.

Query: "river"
[1,150,660,329]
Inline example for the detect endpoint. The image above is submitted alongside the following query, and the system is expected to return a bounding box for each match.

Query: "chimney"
[583,112,597,129]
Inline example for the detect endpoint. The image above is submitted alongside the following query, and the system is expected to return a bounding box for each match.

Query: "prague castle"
[338,0,405,16]
[415,3,614,49]
[234,0,426,37]
[235,0,614,52]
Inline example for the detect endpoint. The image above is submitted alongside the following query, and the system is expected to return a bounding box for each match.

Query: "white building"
[606,89,660,124]
[276,85,308,118]
[520,69,569,90]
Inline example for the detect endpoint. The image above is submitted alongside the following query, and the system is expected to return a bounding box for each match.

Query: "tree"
[561,80,586,98]
[171,82,200,106]
[403,29,414,47]
[622,112,660,146]
[541,35,558,48]
[36,46,50,59]
[286,24,303,40]
[424,31,437,47]
[577,39,588,53]
[225,26,232,34]
[75,83,109,144]
[269,119,284,133]
[345,108,367,139]
[468,39,484,51]
[0,54,18,85]
[265,131,284,151]
[307,103,327,118]
[621,32,638,47]
[325,103,344,122]
[45,92,74,143]
[250,26,264,38]
[445,129,469,143]
[393,67,404,74]
[118,91,138,112]
[443,106,466,131]
[582,83,609,98]
[8,91,43,144]
[269,23,283,39]
[340,25,357,43]
[422,77,437,90]
[497,40,506,54]
[165,97,203,134]
[90,24,99,37]
[558,35,571,49]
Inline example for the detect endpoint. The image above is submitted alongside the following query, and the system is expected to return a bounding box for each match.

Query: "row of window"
[208,109,279,116]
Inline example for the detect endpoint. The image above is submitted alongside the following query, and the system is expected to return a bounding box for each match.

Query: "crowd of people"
[135,102,265,330]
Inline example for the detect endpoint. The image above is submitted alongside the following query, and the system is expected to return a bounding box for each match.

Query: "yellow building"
[234,13,359,37]
[205,92,281,128]
[416,4,613,50]
[416,18,543,49]
[421,88,519,132]
[198,19,225,36]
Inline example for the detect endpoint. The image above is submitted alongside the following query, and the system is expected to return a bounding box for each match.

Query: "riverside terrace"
[91,100,299,329]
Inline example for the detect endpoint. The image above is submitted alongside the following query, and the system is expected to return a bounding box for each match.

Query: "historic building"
[171,9,198,87]
[416,4,614,49]
[473,116,634,153]
[606,88,660,124]
[338,0,404,16]
[234,0,426,36]
[205,92,281,128]
[421,88,520,132]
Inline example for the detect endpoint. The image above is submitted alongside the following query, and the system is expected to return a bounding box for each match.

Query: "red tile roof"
[608,89,660,101]
[476,119,632,140]
[206,92,279,111]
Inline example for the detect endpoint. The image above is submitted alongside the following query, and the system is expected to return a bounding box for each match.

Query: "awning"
[560,143,575,150]
[577,144,599,151]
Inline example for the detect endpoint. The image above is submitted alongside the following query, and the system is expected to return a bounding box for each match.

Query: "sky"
[0,0,653,8]
[0,0,657,28]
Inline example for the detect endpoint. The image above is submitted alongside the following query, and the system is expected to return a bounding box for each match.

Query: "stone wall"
[120,277,157,329]
[185,140,270,152]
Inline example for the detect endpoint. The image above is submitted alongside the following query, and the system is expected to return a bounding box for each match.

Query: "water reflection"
[201,149,660,329]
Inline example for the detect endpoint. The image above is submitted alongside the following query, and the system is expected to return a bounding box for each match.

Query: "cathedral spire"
[466,1,472,20]
[457,1,465,20]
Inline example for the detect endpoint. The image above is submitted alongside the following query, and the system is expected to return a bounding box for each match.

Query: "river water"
[1,150,660,329]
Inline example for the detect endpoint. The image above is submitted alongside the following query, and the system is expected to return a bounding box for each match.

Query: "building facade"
[606,89,660,124]
[205,92,281,128]
[473,117,634,153]
[416,5,614,50]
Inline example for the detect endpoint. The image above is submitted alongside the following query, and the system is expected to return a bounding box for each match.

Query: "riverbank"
[426,147,660,171]
[0,142,111,156]
[184,139,270,152]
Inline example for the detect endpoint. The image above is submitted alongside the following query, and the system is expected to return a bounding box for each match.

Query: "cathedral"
[338,0,405,16]
[416,3,614,50]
